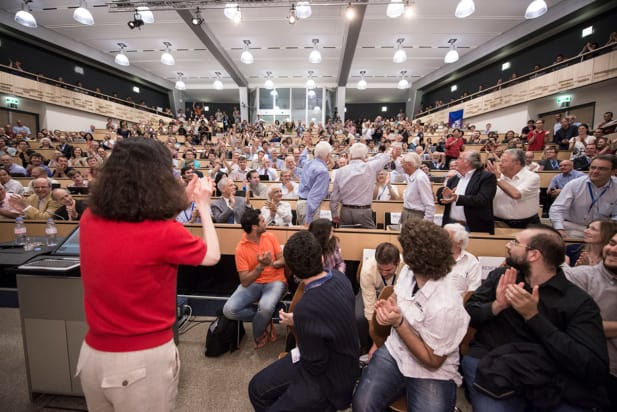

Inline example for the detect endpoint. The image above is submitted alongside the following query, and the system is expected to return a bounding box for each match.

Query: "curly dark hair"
[88,137,187,222]
[240,207,261,233]
[398,220,454,280]
[284,231,324,279]
[308,218,338,257]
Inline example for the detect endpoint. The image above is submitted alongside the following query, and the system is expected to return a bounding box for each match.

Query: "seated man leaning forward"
[223,208,287,349]
[353,220,470,412]
[249,231,360,412]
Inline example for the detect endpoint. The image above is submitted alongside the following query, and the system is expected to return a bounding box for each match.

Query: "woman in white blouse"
[353,220,470,412]
[373,170,400,201]
[261,186,292,226]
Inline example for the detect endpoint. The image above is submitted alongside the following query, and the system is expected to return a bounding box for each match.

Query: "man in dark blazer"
[56,135,73,159]
[537,146,561,171]
[438,151,497,234]
[211,176,248,223]
[553,117,578,151]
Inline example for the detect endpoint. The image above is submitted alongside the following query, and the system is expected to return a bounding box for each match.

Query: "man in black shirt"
[553,117,578,150]
[462,226,609,411]
[249,231,360,412]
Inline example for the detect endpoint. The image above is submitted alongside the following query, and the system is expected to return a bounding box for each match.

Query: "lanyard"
[305,271,333,291]
[587,181,609,214]
[381,274,396,287]
[183,203,194,221]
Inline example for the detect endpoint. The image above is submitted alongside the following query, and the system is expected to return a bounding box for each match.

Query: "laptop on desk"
[17,226,81,272]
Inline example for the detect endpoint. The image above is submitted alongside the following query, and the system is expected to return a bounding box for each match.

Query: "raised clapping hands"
[440,187,457,204]
[493,267,540,320]
[257,251,273,267]
[375,296,402,327]
[485,159,501,177]
[186,174,215,206]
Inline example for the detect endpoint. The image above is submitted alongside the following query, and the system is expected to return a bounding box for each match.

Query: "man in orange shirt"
[223,208,287,348]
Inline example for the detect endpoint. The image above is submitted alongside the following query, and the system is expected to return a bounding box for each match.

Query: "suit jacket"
[440,168,497,234]
[572,156,591,171]
[211,196,247,223]
[553,126,577,150]
[54,200,88,221]
[24,194,61,220]
[423,160,446,170]
[57,143,74,159]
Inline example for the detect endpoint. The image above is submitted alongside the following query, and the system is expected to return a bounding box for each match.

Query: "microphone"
[50,211,66,221]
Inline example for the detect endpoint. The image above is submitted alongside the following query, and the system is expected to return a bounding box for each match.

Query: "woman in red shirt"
[76,138,220,412]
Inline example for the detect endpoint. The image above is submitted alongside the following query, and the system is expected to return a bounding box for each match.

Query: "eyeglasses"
[508,239,534,251]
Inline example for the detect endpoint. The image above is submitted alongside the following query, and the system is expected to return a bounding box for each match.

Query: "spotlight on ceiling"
[114,43,130,66]
[455,0,475,18]
[15,1,37,28]
[444,39,459,63]
[306,70,316,90]
[288,4,297,24]
[224,3,241,23]
[345,2,355,20]
[309,38,322,64]
[191,7,204,25]
[397,70,410,90]
[404,1,415,18]
[161,42,175,66]
[127,12,144,30]
[213,72,224,90]
[73,0,94,26]
[241,40,254,64]
[525,0,548,19]
[357,71,367,90]
[175,72,186,90]
[393,38,407,63]
[264,72,274,89]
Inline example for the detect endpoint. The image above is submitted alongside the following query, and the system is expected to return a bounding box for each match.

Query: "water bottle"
[45,218,58,247]
[14,217,27,246]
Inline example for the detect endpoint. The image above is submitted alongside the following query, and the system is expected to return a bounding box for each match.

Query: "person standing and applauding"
[76,138,220,412]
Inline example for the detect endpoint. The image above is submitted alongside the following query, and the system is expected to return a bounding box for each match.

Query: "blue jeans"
[352,345,456,412]
[462,355,591,412]
[248,352,336,412]
[223,281,286,340]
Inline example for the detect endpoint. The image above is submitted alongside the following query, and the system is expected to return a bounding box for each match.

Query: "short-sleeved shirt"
[235,231,286,284]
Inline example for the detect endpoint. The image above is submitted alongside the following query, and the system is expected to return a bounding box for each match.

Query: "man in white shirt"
[487,149,540,228]
[550,154,617,238]
[279,170,298,199]
[394,152,435,225]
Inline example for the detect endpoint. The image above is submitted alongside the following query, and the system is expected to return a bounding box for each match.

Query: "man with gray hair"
[444,223,481,295]
[439,151,497,234]
[486,148,540,228]
[330,143,390,228]
[394,152,435,224]
[297,136,332,225]
[211,176,249,223]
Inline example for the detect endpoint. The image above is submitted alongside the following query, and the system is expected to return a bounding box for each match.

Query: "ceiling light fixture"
[386,0,405,18]
[455,0,475,18]
[15,1,37,28]
[306,70,316,90]
[397,70,410,90]
[345,2,355,20]
[404,1,415,18]
[136,6,154,24]
[307,90,316,98]
[264,72,274,89]
[296,2,312,19]
[191,7,204,25]
[127,12,144,30]
[240,40,254,64]
[175,72,186,90]
[288,4,297,24]
[114,43,130,66]
[224,3,241,23]
[393,38,407,63]
[270,89,278,97]
[444,38,459,63]
[161,42,175,66]
[357,71,367,90]
[213,72,224,90]
[309,38,322,64]
[73,0,94,26]
[525,0,548,19]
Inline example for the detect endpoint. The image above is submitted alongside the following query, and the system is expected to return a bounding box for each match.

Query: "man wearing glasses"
[550,154,617,238]
[463,226,609,411]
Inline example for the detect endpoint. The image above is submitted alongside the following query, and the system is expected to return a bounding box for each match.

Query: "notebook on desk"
[17,226,81,272]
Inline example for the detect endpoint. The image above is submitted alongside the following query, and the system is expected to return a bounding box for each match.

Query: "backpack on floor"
[204,313,245,357]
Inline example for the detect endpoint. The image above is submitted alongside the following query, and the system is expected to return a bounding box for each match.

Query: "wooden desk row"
[0,220,579,261]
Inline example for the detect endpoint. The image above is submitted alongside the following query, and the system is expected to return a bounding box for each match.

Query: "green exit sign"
[556,95,571,105]
[5,97,19,105]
